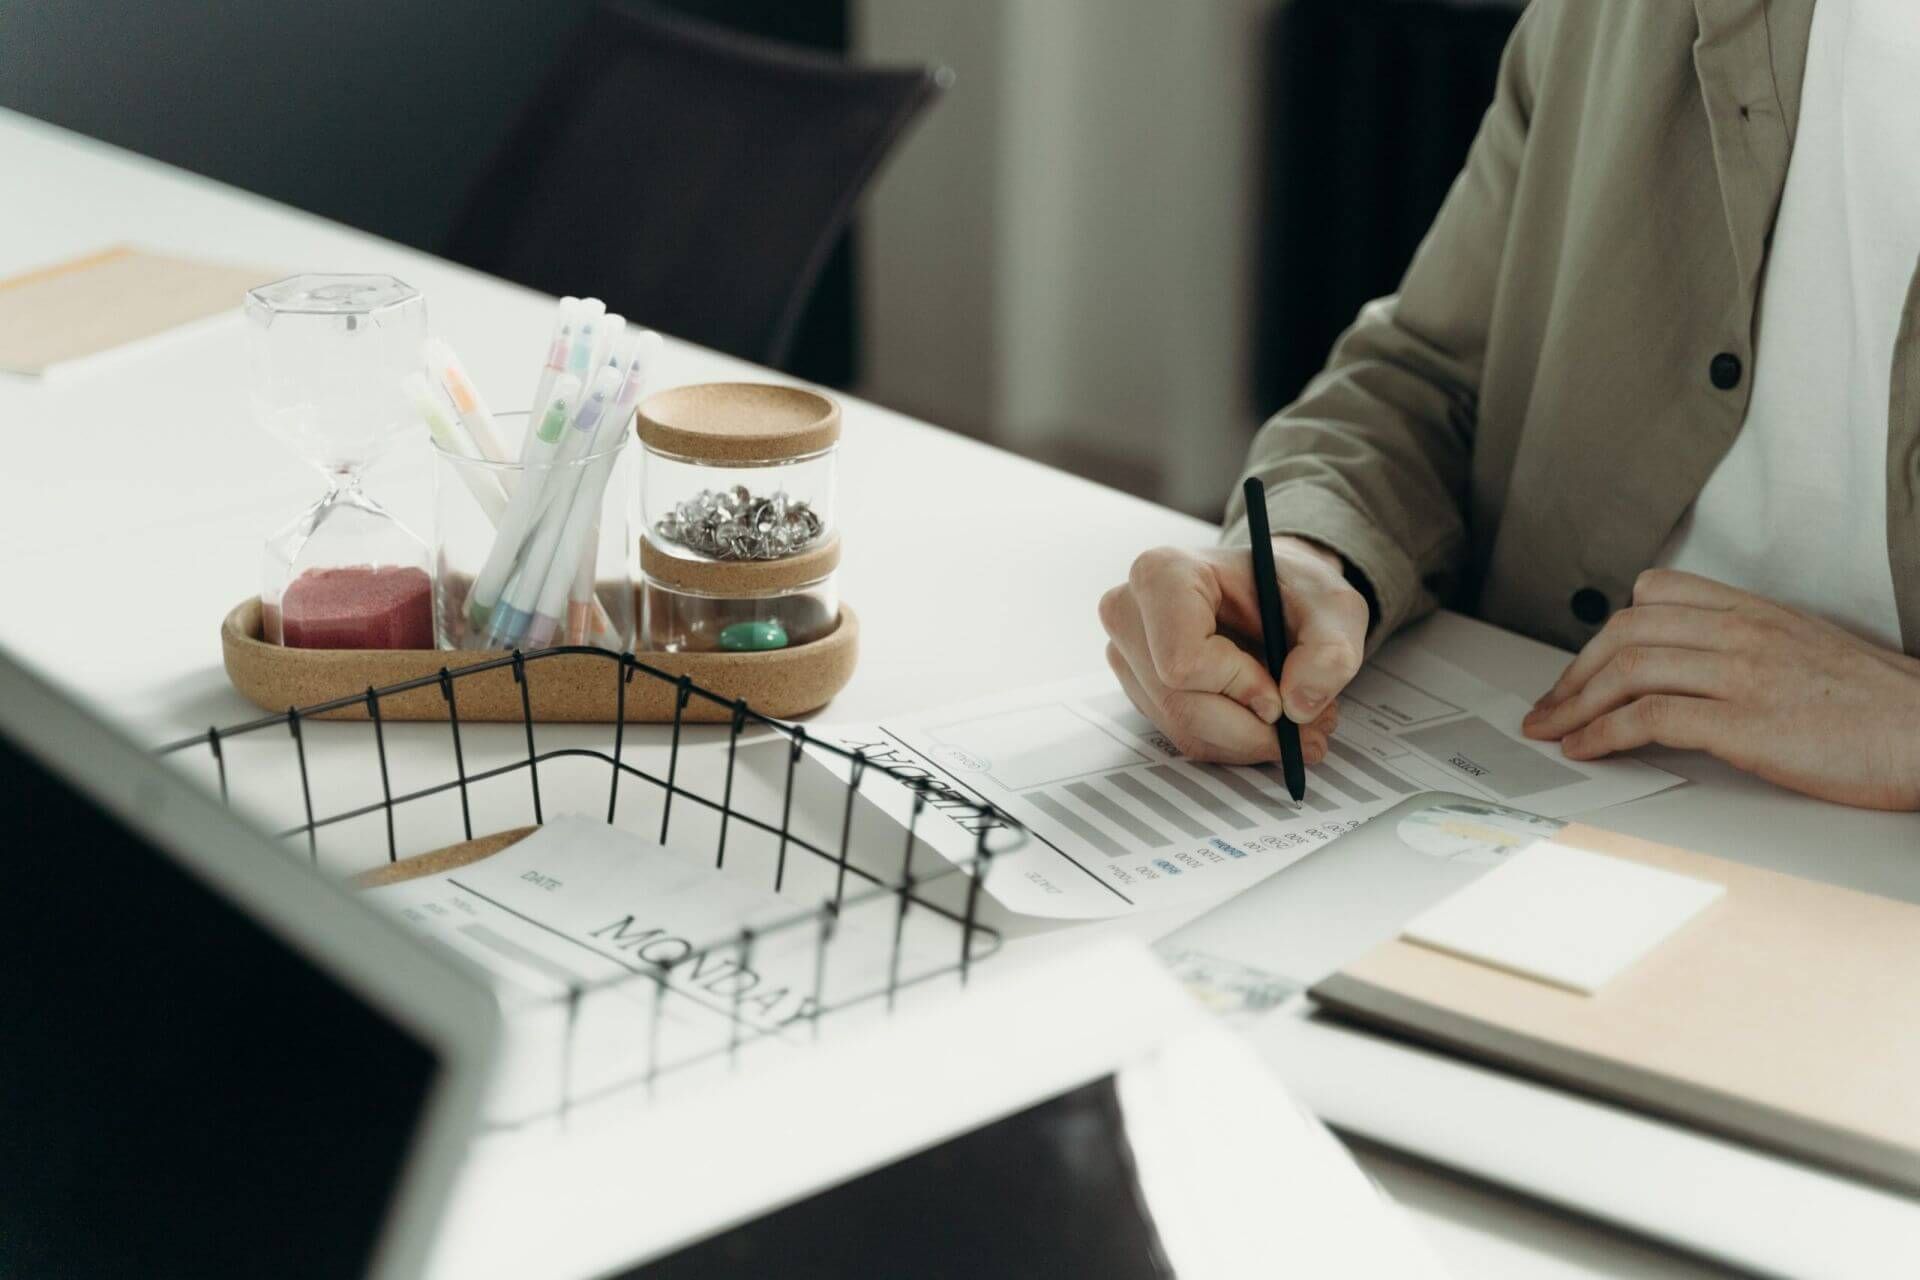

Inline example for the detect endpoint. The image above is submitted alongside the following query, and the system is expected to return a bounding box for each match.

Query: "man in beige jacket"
[1099,0,1920,810]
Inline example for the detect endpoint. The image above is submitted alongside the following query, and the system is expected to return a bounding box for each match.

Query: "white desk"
[4,106,1913,1279]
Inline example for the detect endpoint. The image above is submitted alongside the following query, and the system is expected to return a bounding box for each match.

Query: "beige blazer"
[1224,1,1920,656]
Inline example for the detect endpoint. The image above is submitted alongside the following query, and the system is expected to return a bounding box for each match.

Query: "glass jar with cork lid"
[636,383,841,652]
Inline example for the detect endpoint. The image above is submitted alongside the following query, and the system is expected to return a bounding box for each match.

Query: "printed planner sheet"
[364,818,954,1122]
[807,642,1682,919]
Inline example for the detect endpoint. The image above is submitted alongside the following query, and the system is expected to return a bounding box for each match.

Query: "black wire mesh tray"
[158,643,1025,1125]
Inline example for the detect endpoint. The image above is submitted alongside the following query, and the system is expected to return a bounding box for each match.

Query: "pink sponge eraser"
[280,566,433,650]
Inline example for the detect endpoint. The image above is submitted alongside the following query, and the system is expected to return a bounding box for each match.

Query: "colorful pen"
[481,365,623,648]
[463,374,582,635]
[518,297,577,464]
[567,299,606,382]
[534,343,654,646]
[591,313,625,388]
[404,372,509,524]
[563,329,658,642]
[428,339,512,473]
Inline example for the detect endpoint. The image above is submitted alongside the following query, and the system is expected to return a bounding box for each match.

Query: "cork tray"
[220,595,859,723]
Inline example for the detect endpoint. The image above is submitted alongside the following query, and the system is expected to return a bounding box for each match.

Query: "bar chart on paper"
[820,644,1682,918]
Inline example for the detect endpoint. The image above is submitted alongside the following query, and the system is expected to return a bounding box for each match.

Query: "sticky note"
[1400,839,1724,994]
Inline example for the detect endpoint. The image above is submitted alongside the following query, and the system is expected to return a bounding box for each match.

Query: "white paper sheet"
[1401,838,1725,993]
[363,817,954,1122]
[806,640,1683,919]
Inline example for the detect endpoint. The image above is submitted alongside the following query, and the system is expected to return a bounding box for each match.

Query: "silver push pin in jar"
[635,383,843,652]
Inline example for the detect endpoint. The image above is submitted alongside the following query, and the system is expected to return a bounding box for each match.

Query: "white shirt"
[1655,0,1918,651]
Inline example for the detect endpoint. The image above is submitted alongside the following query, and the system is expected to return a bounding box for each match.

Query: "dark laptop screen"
[0,725,439,1279]
[630,1076,1175,1279]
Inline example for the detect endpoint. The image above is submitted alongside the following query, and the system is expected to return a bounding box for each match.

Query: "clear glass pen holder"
[432,412,637,652]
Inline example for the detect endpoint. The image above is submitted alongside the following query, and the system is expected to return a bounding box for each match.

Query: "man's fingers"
[1126,554,1284,720]
[1308,700,1339,736]
[1297,726,1330,766]
[1629,568,1750,610]
[1107,645,1169,737]
[1276,585,1367,723]
[1524,647,1732,740]
[1101,548,1356,763]
[1160,690,1296,764]
[1107,630,1332,768]
[1209,539,1365,723]
[1106,643,1286,764]
[1104,582,1279,725]
[1560,694,1729,761]
[1534,603,1746,711]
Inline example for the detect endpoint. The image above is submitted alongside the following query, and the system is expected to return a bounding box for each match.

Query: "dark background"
[0,0,1520,427]
[0,0,860,383]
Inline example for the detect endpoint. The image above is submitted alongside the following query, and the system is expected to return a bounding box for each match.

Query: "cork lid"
[641,533,840,593]
[636,383,841,462]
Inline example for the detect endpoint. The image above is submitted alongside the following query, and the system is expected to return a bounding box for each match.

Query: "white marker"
[566,298,607,383]
[519,297,578,463]
[404,372,508,524]
[481,365,623,648]
[427,339,512,469]
[564,329,660,643]
[463,373,582,635]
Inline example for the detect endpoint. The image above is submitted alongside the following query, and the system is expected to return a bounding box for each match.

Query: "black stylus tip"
[1277,720,1305,801]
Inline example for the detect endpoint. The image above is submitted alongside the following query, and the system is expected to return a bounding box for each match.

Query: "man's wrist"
[1276,534,1381,632]
[1274,534,1344,576]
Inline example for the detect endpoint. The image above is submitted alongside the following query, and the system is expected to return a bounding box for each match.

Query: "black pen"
[1241,477,1306,801]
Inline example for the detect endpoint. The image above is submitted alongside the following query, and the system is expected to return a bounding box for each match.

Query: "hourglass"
[247,274,433,648]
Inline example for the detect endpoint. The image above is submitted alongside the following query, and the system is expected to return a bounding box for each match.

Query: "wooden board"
[221,595,858,722]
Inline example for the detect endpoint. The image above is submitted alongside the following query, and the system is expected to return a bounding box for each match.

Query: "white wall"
[857,0,1277,518]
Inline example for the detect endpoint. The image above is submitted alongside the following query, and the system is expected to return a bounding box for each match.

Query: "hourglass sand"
[247,275,434,649]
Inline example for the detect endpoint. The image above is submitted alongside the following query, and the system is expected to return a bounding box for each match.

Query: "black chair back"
[449,2,944,369]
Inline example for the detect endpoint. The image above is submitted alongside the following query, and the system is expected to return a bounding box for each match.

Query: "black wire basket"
[156,645,1025,1125]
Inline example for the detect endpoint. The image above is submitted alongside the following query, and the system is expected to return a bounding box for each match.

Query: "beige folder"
[1311,822,1920,1196]
[0,245,273,374]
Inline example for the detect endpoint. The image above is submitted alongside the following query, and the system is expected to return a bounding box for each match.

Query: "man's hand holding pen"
[1098,540,1361,766]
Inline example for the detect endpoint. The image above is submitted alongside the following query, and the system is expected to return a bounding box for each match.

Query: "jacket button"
[1709,352,1743,390]
[1570,587,1610,626]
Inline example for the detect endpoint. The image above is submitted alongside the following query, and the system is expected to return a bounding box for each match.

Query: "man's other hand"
[1524,569,1920,810]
